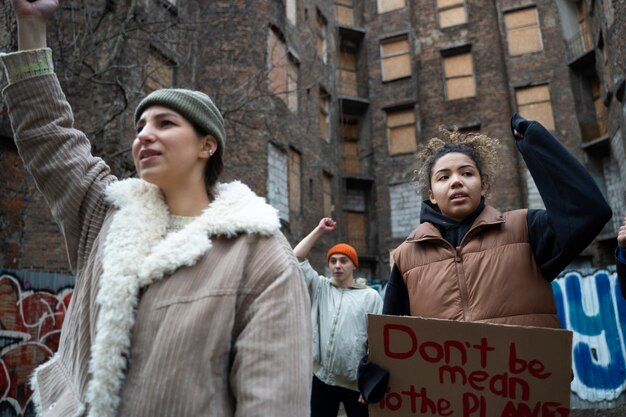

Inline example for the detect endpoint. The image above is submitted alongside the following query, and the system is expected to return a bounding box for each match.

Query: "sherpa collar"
[86,178,280,417]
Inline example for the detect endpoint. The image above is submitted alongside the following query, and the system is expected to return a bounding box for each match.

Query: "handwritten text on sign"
[367,315,572,417]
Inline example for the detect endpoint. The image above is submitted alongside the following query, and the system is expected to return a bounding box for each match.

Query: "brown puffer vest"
[392,206,561,329]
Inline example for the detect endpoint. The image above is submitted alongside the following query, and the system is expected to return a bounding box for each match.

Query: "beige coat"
[393,206,561,329]
[3,72,312,417]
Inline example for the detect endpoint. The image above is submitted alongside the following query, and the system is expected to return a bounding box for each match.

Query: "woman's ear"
[200,135,218,159]
[428,189,436,205]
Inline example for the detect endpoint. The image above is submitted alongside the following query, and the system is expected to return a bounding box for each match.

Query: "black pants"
[311,375,369,417]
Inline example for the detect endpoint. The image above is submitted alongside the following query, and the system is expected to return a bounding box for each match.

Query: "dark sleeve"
[357,354,389,403]
[383,264,411,315]
[511,114,612,280]
[616,249,626,300]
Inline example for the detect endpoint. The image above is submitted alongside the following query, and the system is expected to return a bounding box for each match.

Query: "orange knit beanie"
[326,243,358,267]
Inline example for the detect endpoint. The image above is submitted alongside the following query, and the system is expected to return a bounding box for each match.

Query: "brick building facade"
[1,0,625,279]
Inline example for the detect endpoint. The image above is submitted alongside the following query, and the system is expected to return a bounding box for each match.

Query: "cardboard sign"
[368,315,572,417]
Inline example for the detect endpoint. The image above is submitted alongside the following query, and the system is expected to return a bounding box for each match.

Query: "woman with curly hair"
[383,114,612,323]
[358,114,612,402]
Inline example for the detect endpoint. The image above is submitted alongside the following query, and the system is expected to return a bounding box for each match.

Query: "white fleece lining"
[79,179,279,417]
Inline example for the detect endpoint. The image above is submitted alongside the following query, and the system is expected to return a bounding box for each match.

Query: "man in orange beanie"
[294,218,383,417]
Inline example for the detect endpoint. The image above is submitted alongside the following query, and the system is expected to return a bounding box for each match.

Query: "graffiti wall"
[0,268,624,416]
[0,271,73,417]
[552,268,626,408]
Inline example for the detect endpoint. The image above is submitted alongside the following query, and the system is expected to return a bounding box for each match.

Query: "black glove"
[357,354,390,404]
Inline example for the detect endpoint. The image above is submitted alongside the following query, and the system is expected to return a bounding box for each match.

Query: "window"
[338,49,358,96]
[437,0,466,28]
[515,84,555,131]
[286,0,297,26]
[592,78,608,137]
[335,0,354,26]
[319,90,330,142]
[389,182,421,238]
[268,29,287,98]
[386,108,416,155]
[267,144,289,221]
[341,121,360,173]
[377,0,405,14]
[323,173,333,217]
[267,28,298,112]
[316,11,328,63]
[145,48,174,91]
[288,148,301,214]
[443,51,475,100]
[344,186,367,253]
[381,36,411,82]
[504,7,543,56]
[346,212,367,254]
[287,57,299,112]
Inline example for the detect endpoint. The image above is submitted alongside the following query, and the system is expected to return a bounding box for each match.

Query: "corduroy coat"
[2,66,312,417]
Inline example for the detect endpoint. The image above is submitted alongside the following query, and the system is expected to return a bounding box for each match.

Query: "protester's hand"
[11,0,58,21]
[511,114,530,139]
[358,394,366,404]
[11,0,58,51]
[317,217,336,233]
[618,215,626,248]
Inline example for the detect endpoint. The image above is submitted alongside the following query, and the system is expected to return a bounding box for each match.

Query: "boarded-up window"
[346,212,367,254]
[378,0,405,14]
[267,144,289,221]
[504,7,543,56]
[335,0,354,26]
[592,79,608,136]
[323,173,333,217]
[145,48,174,91]
[437,0,466,28]
[287,58,298,112]
[316,11,328,63]
[515,85,555,131]
[443,52,475,100]
[268,29,287,100]
[338,49,358,96]
[288,148,301,214]
[267,29,298,112]
[319,90,330,141]
[286,0,297,26]
[381,37,411,82]
[387,108,416,155]
[389,182,421,238]
[341,122,360,173]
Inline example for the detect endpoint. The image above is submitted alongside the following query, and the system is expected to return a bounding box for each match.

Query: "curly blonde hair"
[415,128,501,196]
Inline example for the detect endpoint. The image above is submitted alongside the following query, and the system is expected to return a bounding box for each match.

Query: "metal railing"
[565,30,593,63]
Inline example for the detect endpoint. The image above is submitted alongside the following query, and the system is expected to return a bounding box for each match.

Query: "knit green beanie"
[134,88,226,157]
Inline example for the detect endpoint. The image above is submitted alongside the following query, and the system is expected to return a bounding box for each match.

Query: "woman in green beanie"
[2,1,312,416]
